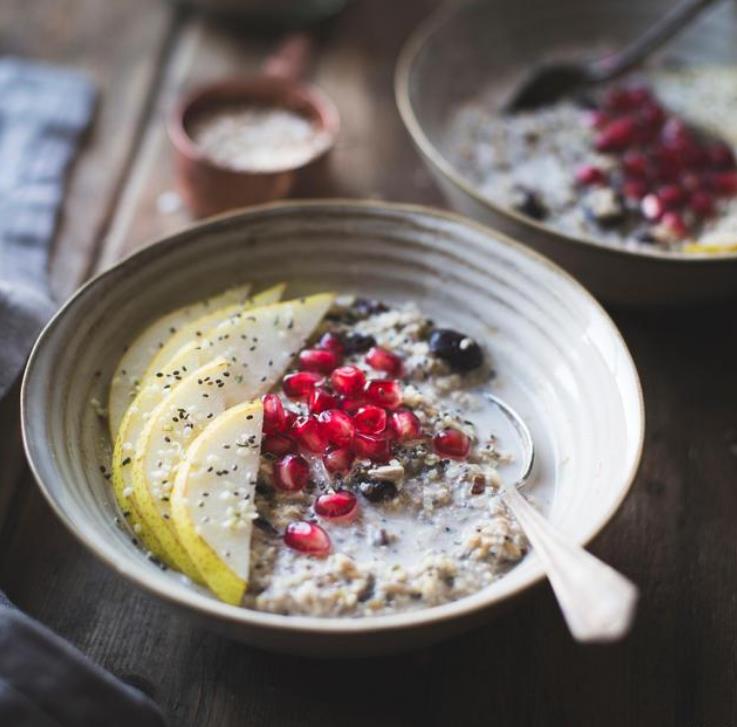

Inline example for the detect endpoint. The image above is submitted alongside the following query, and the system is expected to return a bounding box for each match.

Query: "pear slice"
[111,286,285,563]
[171,400,263,605]
[125,292,334,575]
[132,358,232,580]
[108,282,252,438]
[141,283,285,388]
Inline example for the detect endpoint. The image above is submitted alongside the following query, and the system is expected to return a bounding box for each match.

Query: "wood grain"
[2,1,737,725]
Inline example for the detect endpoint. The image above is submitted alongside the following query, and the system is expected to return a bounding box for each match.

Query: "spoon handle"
[591,0,720,82]
[501,483,638,642]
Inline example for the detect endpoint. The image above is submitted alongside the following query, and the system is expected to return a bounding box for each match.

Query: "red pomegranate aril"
[712,171,737,196]
[273,454,310,492]
[299,348,341,374]
[282,371,323,401]
[365,346,403,376]
[318,331,345,354]
[432,428,471,460]
[640,102,665,130]
[323,446,355,474]
[262,433,296,457]
[622,152,648,179]
[689,191,715,218]
[661,211,688,238]
[660,117,691,144]
[641,193,665,221]
[364,379,402,410]
[284,521,331,556]
[603,86,648,111]
[291,415,329,454]
[317,409,355,447]
[353,405,388,435]
[583,109,609,130]
[262,393,288,434]
[657,184,686,209]
[390,409,422,441]
[622,179,648,201]
[308,387,339,414]
[353,432,392,463]
[574,165,606,186]
[314,490,358,523]
[330,365,366,396]
[707,142,736,170]
[595,117,636,152]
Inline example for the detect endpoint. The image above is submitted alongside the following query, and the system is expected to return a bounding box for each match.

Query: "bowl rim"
[394,0,737,265]
[21,198,645,636]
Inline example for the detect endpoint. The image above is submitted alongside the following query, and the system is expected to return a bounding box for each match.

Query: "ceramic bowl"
[395,0,737,305]
[22,200,643,656]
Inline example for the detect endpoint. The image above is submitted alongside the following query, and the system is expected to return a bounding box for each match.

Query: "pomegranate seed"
[574,164,606,186]
[262,433,296,457]
[364,379,402,410]
[317,409,355,447]
[582,109,609,129]
[640,102,665,130]
[602,87,641,111]
[689,191,715,218]
[299,348,341,374]
[622,179,648,201]
[432,428,471,460]
[318,331,345,354]
[595,117,636,152]
[390,409,422,441]
[622,152,648,178]
[284,521,331,556]
[339,396,365,414]
[314,490,358,523]
[641,193,665,221]
[308,387,339,414]
[330,365,366,396]
[323,446,355,474]
[353,432,392,463]
[273,454,310,492]
[262,393,288,434]
[291,415,328,454]
[353,405,388,435]
[707,142,736,170]
[660,117,691,145]
[656,184,686,209]
[282,371,323,401]
[661,211,688,238]
[365,346,403,376]
[712,171,737,196]
[680,172,703,191]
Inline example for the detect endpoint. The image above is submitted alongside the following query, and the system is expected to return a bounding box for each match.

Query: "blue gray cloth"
[0,58,167,726]
[0,57,96,398]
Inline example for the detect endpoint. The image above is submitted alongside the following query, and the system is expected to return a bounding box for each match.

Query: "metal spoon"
[504,0,720,112]
[486,393,638,642]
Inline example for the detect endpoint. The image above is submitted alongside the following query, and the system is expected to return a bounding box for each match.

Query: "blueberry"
[428,329,484,372]
[343,332,376,355]
[512,186,548,221]
[353,298,388,318]
[359,480,398,503]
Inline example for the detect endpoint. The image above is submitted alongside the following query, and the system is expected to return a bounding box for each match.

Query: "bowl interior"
[22,201,643,638]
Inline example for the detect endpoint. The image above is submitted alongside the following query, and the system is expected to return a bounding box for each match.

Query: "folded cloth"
[0,57,96,398]
[0,591,167,727]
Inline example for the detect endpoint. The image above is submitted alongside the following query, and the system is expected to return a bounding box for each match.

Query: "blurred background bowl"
[396,0,737,305]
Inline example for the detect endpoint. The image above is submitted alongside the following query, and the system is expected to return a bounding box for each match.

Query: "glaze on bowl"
[22,200,643,655]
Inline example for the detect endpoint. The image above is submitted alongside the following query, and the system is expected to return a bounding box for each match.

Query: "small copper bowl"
[169,76,340,217]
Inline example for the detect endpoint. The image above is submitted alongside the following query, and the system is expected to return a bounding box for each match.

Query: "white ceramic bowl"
[22,200,644,655]
[395,0,737,305]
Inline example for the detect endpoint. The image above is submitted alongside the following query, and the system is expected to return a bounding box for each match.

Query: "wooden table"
[3,1,737,724]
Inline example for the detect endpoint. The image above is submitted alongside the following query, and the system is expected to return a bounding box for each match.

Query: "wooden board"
[2,1,737,725]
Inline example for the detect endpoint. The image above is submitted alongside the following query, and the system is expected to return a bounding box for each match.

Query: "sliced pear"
[142,283,285,387]
[132,358,232,580]
[120,292,334,570]
[172,400,263,605]
[108,283,252,438]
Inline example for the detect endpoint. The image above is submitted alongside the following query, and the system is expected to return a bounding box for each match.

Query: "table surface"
[3,1,737,725]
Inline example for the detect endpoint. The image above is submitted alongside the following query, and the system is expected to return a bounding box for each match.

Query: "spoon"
[504,0,720,112]
[486,393,638,642]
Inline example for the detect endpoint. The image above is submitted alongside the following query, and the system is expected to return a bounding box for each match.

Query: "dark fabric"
[0,57,96,398]
[0,594,167,727]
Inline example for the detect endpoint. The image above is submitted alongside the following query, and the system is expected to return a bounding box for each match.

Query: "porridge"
[105,286,528,617]
[448,68,737,252]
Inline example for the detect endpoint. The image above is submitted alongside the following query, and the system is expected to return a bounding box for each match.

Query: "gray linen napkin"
[0,57,96,398]
[0,59,167,726]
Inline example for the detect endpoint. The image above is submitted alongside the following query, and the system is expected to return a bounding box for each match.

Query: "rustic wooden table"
[3,1,737,725]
